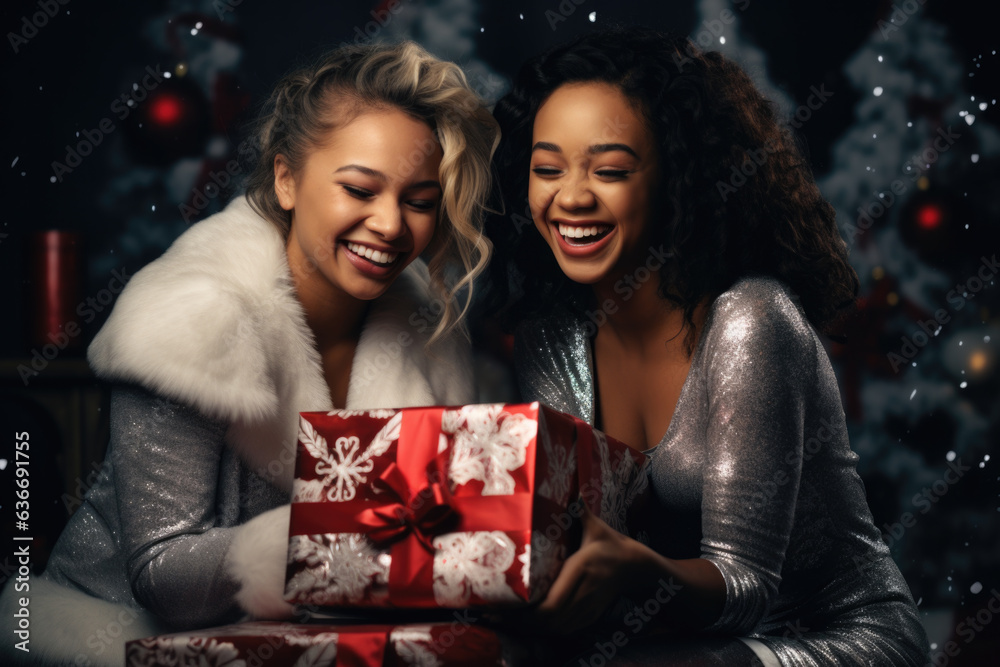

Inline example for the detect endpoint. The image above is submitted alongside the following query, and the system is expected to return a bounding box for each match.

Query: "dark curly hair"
[484,26,858,351]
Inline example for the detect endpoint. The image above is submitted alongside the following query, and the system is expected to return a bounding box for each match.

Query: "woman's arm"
[111,384,291,627]
[696,286,813,634]
[532,284,815,635]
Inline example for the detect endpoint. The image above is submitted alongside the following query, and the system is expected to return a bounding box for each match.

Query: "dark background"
[1,0,997,660]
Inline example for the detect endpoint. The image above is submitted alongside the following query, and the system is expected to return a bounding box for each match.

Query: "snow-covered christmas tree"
[818,2,999,630]
[91,0,248,280]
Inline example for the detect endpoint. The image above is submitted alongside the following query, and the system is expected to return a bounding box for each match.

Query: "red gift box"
[284,403,648,610]
[125,620,523,666]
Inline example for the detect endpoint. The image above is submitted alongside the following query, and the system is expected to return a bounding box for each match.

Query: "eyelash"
[343,185,374,198]
[531,168,630,178]
[343,185,436,211]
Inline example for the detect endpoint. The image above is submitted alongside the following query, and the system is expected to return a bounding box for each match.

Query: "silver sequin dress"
[514,275,929,666]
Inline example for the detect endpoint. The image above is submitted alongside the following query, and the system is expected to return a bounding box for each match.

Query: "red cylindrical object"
[27,231,85,352]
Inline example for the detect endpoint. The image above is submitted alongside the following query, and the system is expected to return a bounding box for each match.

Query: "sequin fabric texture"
[514,276,930,666]
[42,384,288,627]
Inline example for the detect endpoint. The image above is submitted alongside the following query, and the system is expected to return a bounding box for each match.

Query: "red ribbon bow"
[357,460,459,553]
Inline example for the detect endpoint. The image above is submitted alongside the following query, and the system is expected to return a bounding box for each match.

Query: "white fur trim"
[226,504,295,620]
[0,576,167,667]
[88,196,475,491]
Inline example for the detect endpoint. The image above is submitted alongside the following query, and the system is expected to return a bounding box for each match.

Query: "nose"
[554,170,596,211]
[364,197,405,241]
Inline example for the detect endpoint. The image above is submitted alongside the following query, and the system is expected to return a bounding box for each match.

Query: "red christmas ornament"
[149,94,183,126]
[121,76,211,165]
[916,203,943,230]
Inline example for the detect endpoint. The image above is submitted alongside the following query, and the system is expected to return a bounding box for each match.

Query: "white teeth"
[558,224,610,240]
[346,242,399,265]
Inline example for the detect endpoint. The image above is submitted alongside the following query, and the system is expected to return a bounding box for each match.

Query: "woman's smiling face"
[528,82,661,287]
[276,107,443,302]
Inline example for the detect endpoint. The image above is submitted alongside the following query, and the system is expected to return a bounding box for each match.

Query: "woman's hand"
[532,503,648,634]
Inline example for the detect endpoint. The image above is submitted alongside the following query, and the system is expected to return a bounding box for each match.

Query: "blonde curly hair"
[242,41,499,344]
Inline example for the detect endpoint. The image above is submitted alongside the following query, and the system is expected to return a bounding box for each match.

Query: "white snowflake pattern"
[291,478,326,503]
[285,632,340,648]
[330,409,399,419]
[527,530,564,602]
[595,432,649,534]
[126,636,245,667]
[441,405,537,496]
[536,428,576,506]
[298,413,401,502]
[285,534,390,605]
[432,531,520,606]
[292,640,339,667]
[518,543,531,590]
[390,627,442,667]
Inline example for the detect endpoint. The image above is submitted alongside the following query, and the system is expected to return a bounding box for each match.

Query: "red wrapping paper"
[125,620,520,666]
[285,403,648,610]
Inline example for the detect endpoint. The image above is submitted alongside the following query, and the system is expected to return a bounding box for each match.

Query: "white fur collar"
[88,196,473,491]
